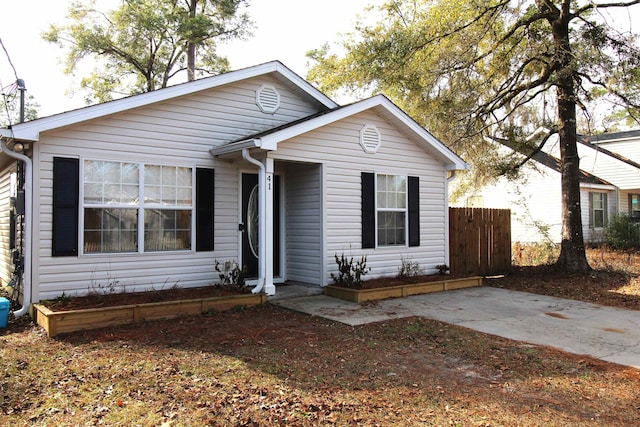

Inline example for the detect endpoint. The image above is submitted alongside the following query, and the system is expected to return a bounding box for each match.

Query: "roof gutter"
[0,138,32,317]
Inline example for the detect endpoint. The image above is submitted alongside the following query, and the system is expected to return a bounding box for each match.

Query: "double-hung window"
[376,174,407,246]
[82,160,192,253]
[590,192,607,229]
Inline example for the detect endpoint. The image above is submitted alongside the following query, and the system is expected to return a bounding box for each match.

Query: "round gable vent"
[360,124,381,153]
[256,84,281,114]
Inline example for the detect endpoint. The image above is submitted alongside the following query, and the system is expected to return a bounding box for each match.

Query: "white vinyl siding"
[272,110,448,283]
[32,76,325,300]
[283,162,322,284]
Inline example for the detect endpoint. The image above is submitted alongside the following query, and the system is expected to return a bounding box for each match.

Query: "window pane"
[84,208,137,253]
[103,161,121,184]
[594,210,604,228]
[145,185,161,204]
[144,165,192,207]
[144,209,191,251]
[162,186,177,205]
[592,193,603,209]
[162,166,177,186]
[84,183,103,204]
[377,211,406,246]
[122,163,139,184]
[631,195,640,217]
[145,165,161,186]
[84,160,139,205]
[177,167,191,187]
[177,187,192,206]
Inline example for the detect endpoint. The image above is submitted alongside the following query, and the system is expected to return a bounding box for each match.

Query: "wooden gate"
[449,208,511,276]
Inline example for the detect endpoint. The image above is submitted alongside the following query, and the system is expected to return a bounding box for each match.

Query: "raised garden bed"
[324,276,482,303]
[33,291,266,337]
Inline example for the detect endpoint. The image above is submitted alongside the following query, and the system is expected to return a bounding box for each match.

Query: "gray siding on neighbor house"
[282,162,323,284]
[32,76,325,300]
[272,109,449,284]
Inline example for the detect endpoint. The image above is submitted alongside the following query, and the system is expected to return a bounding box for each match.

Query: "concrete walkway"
[272,287,640,369]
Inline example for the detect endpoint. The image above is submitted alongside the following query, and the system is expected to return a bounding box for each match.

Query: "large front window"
[83,160,192,253]
[377,174,406,246]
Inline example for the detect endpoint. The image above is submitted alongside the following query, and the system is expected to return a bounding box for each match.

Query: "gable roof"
[1,61,338,142]
[529,150,612,186]
[577,134,640,170]
[210,94,468,171]
[492,136,612,186]
[582,130,640,144]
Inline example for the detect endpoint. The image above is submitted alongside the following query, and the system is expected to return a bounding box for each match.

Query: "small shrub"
[330,253,370,289]
[435,264,450,275]
[604,213,640,250]
[397,256,423,278]
[214,260,246,290]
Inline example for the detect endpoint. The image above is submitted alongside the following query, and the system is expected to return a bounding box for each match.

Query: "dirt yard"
[1,247,638,426]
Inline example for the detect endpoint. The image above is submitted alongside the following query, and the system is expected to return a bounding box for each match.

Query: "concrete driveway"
[273,286,640,369]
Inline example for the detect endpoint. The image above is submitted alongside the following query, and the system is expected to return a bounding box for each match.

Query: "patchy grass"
[1,246,639,425]
[1,303,639,426]
[488,247,640,310]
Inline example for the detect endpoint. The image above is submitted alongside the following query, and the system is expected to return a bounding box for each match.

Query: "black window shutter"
[361,172,375,249]
[52,157,79,256]
[408,176,420,247]
[196,168,215,252]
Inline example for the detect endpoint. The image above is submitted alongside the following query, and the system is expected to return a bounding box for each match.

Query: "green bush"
[604,213,640,250]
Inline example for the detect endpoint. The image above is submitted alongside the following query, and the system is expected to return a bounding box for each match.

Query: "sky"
[0,0,381,118]
[0,1,637,120]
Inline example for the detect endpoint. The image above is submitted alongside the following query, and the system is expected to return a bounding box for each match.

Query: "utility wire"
[0,37,20,127]
[0,37,19,81]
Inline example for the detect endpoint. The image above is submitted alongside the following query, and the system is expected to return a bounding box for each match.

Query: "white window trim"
[590,191,607,230]
[80,159,196,255]
[375,173,408,247]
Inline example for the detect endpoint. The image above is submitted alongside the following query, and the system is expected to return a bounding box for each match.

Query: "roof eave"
[258,95,468,170]
[7,61,338,140]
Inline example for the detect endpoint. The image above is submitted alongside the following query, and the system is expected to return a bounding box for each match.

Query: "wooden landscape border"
[324,276,483,303]
[33,293,267,337]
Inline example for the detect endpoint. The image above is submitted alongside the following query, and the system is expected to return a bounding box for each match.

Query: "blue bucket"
[0,297,9,328]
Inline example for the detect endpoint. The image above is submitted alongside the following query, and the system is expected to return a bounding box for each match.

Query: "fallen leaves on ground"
[1,303,639,426]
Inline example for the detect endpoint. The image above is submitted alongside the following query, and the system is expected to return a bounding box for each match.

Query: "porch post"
[263,157,275,295]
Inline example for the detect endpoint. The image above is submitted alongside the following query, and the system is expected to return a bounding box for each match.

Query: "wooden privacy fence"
[449,208,511,276]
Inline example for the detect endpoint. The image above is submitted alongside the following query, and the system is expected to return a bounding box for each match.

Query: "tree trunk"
[186,0,197,81]
[550,2,591,271]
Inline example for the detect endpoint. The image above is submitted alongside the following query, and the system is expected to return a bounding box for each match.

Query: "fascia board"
[8,61,337,142]
[579,182,617,191]
[209,139,260,156]
[260,95,468,170]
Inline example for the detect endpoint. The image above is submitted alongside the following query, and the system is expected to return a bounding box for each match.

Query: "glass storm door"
[241,173,280,279]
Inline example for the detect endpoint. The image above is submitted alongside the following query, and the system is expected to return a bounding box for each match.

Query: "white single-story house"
[0,61,467,314]
[452,130,640,244]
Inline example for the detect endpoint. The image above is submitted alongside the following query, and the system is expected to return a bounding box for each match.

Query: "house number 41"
[266,173,273,190]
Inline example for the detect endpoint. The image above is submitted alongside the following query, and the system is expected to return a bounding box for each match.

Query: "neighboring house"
[0,61,467,310]
[576,131,640,219]
[452,134,627,244]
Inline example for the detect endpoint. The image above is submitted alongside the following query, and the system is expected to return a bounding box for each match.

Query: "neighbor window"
[629,194,640,219]
[83,160,192,253]
[376,174,406,246]
[590,192,607,229]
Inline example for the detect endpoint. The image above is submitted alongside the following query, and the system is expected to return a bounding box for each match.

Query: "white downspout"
[242,148,266,294]
[0,139,32,317]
